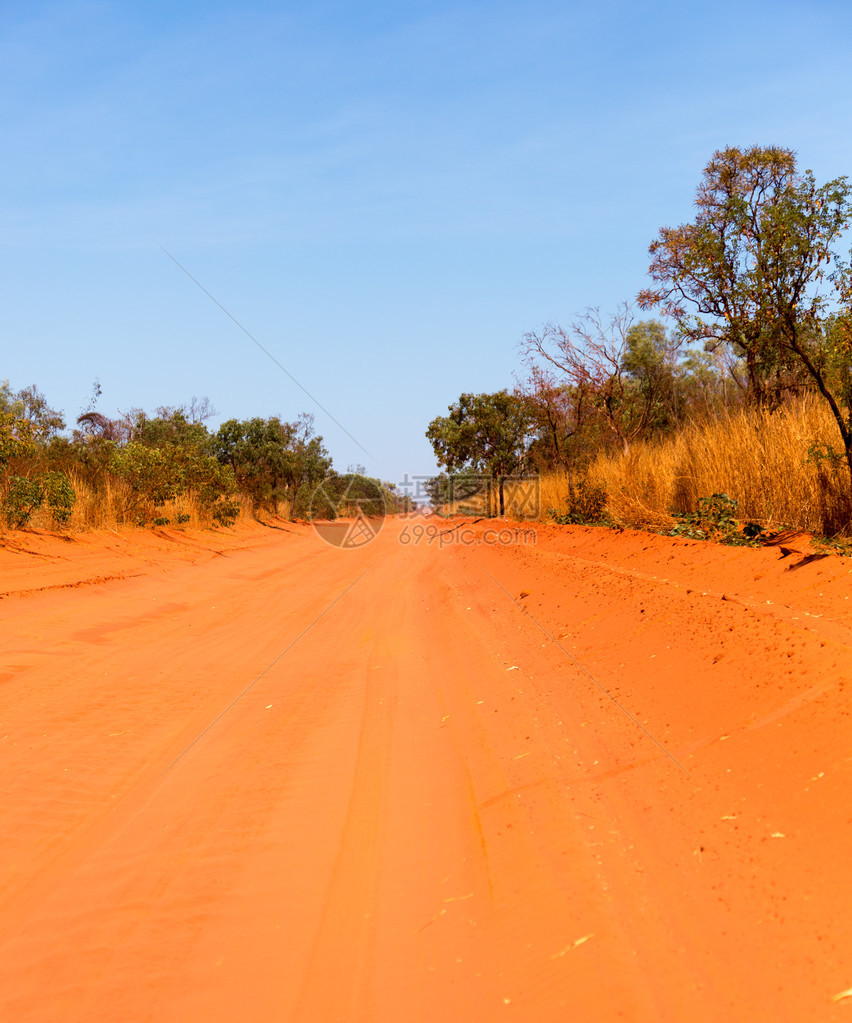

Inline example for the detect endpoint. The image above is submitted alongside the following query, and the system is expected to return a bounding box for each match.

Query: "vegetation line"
[0,383,411,533]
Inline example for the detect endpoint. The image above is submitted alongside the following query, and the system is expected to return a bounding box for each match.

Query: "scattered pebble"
[551,934,594,958]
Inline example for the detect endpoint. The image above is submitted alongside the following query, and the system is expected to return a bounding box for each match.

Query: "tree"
[0,381,64,462]
[514,365,590,472]
[0,381,76,528]
[0,386,37,471]
[639,145,852,475]
[214,413,331,516]
[0,383,65,438]
[678,345,737,416]
[520,305,658,455]
[130,408,212,451]
[621,320,684,431]
[426,391,535,516]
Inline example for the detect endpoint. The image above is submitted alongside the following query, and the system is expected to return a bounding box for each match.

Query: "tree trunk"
[548,418,565,470]
[782,323,852,488]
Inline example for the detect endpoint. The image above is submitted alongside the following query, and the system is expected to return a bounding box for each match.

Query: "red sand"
[1,517,851,1021]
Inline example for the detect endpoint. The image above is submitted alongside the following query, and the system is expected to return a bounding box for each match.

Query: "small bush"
[811,535,852,557]
[549,476,611,526]
[670,493,738,540]
[4,475,44,527]
[668,493,767,546]
[41,470,76,525]
[212,499,240,527]
[109,443,176,506]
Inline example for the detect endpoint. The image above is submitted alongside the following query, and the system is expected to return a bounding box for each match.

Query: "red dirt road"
[1,517,851,1021]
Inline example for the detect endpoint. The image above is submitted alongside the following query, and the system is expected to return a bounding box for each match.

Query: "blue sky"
[3,0,852,489]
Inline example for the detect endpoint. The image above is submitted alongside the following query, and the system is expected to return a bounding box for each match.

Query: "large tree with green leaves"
[639,145,852,476]
[426,391,534,516]
[621,319,684,431]
[214,413,331,516]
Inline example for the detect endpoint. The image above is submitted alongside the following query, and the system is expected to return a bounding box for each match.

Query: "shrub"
[212,499,240,527]
[669,493,738,540]
[669,493,766,546]
[41,470,76,526]
[548,473,610,525]
[108,442,235,521]
[109,444,176,506]
[4,475,44,527]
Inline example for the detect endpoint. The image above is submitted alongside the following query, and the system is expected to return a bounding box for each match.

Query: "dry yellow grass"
[23,475,282,533]
[545,397,851,536]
